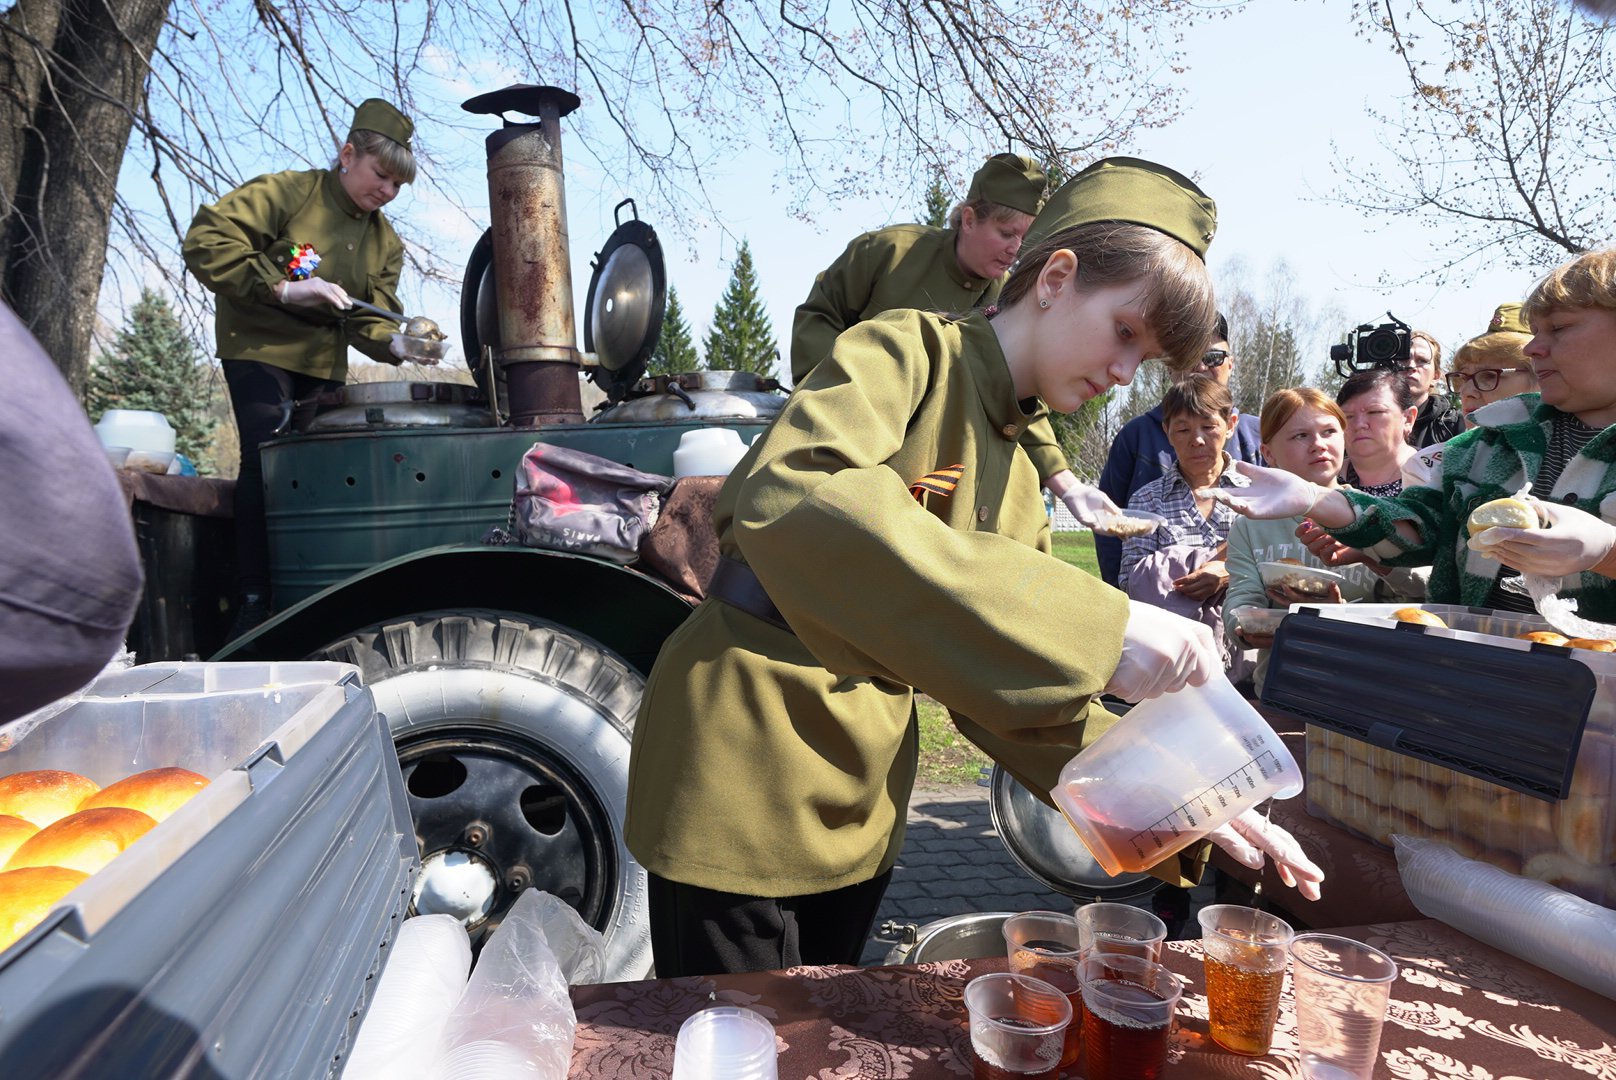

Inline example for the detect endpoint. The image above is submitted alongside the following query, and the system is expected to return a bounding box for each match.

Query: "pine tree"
[85,288,217,466]
[703,240,777,376]
[649,286,699,375]
[922,170,951,228]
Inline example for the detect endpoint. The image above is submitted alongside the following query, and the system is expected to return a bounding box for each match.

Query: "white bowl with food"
[1257,559,1346,598]
[389,332,453,364]
[1089,508,1166,538]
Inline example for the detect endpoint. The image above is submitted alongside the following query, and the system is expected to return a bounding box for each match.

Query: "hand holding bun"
[0,770,100,827]
[0,866,88,951]
[79,767,208,822]
[5,807,156,875]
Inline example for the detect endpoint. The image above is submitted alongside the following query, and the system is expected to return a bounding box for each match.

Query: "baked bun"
[0,866,89,951]
[1519,631,1570,646]
[1467,497,1538,536]
[0,770,100,827]
[0,816,37,867]
[1567,637,1616,652]
[79,767,208,822]
[1393,607,1447,628]
[5,807,156,875]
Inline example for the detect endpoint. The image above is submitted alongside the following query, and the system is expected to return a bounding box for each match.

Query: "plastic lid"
[671,1006,777,1080]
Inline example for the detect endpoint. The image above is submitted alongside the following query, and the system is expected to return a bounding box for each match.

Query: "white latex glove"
[277,278,352,310]
[1105,600,1220,702]
[1045,470,1121,528]
[1467,498,1616,577]
[1199,462,1332,521]
[1208,807,1325,901]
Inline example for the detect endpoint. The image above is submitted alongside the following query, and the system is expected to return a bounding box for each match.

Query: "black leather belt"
[708,557,793,634]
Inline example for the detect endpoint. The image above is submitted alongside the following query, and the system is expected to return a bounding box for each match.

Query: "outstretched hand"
[1199,462,1328,521]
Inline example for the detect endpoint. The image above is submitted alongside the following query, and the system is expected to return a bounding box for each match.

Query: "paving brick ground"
[859,782,1215,966]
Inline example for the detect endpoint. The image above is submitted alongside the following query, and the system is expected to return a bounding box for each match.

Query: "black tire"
[313,609,651,980]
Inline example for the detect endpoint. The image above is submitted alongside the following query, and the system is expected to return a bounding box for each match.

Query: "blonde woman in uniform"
[627,158,1325,977]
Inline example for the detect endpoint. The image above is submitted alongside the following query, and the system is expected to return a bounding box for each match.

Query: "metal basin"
[880,911,1015,966]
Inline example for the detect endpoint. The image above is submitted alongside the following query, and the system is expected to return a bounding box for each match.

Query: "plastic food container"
[1052,677,1303,876]
[389,332,453,363]
[673,427,749,477]
[1090,508,1166,538]
[1230,605,1288,637]
[1257,560,1345,597]
[94,409,175,474]
[0,661,417,1078]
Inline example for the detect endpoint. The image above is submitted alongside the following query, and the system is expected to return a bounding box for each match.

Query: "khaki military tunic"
[791,224,1070,482]
[183,168,405,380]
[625,310,1207,897]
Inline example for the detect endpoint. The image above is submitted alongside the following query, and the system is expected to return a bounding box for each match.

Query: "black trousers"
[222,360,339,596]
[648,868,894,977]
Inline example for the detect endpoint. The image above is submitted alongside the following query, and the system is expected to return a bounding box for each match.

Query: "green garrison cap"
[1488,302,1528,334]
[967,154,1047,216]
[351,98,413,150]
[1024,156,1217,259]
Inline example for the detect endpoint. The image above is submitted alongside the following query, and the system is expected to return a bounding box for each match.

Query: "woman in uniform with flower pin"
[183,98,424,637]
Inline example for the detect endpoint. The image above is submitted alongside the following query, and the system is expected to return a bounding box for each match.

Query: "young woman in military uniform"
[627,158,1325,978]
[183,98,425,635]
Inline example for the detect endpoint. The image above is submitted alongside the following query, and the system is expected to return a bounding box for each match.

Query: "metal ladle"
[347,298,446,341]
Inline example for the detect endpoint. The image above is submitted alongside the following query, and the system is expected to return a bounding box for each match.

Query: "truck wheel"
[314,609,652,981]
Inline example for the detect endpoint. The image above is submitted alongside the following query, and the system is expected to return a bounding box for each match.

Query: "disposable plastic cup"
[1051,676,1303,876]
[1288,934,1399,1080]
[671,1006,778,1080]
[1001,911,1084,1068]
[1197,904,1294,1056]
[963,972,1072,1080]
[1073,902,1167,962]
[1078,952,1182,1080]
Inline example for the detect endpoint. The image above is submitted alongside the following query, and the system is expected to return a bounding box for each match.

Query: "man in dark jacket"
[1095,314,1262,585]
[1404,329,1465,448]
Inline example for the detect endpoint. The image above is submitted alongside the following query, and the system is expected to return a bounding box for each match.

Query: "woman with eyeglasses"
[1208,249,1616,618]
[1404,304,1538,487]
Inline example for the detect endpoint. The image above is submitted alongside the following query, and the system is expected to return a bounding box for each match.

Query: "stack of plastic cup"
[1289,934,1399,1080]
[671,1006,778,1080]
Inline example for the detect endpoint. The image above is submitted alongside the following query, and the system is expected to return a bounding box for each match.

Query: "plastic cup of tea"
[1050,676,1302,876]
[1288,934,1399,1080]
[963,972,1071,1080]
[1001,911,1084,1068]
[670,1006,778,1080]
[1073,902,1167,962]
[1078,952,1183,1080]
[1197,904,1295,1056]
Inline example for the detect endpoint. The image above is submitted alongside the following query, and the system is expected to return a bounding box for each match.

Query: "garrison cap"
[1488,302,1528,335]
[1024,156,1217,259]
[967,154,1047,216]
[351,98,413,150]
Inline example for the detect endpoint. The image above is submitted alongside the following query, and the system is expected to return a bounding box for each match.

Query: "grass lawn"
[915,529,1099,784]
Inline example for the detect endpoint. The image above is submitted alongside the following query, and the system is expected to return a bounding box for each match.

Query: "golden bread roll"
[0,770,100,827]
[1554,795,1614,866]
[1393,607,1447,628]
[1495,790,1559,854]
[5,807,156,875]
[1519,631,1570,646]
[1390,778,1449,830]
[1523,852,1616,904]
[79,767,208,822]
[1566,637,1616,652]
[1446,788,1501,847]
[0,866,88,952]
[1467,496,1538,536]
[0,816,37,867]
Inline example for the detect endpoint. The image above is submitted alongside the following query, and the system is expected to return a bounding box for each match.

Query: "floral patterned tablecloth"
[569,919,1616,1078]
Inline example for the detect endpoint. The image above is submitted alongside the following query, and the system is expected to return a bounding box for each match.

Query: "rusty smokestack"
[483,85,585,426]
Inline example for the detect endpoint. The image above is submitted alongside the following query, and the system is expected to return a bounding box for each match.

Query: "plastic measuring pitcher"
[1051,676,1302,876]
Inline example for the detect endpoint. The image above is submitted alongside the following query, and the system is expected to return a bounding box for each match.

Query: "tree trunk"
[0,0,170,394]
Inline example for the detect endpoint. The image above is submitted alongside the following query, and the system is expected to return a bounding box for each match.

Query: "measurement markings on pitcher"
[1125,752,1288,858]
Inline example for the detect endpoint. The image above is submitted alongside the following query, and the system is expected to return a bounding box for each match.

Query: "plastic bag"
[343,915,472,1080]
[1393,834,1616,999]
[431,889,607,1080]
[507,444,672,564]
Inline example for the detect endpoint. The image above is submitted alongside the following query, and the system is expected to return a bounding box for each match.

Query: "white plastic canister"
[673,428,748,478]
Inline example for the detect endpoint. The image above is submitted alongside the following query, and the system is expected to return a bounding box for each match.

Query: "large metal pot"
[878,912,1015,966]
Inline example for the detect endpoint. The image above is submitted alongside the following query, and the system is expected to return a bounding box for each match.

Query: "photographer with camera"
[1328,315,1460,449]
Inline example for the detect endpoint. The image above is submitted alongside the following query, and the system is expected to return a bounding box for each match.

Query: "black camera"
[1330,313,1413,378]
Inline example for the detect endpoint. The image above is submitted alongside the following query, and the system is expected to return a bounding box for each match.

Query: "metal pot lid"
[988,764,1161,903]
[584,199,665,404]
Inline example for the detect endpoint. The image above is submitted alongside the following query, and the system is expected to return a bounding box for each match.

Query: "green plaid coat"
[1332,393,1616,621]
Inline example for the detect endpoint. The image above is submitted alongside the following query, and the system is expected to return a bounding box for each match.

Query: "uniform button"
[1001,424,1018,438]
[346,243,354,251]
[977,506,989,522]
